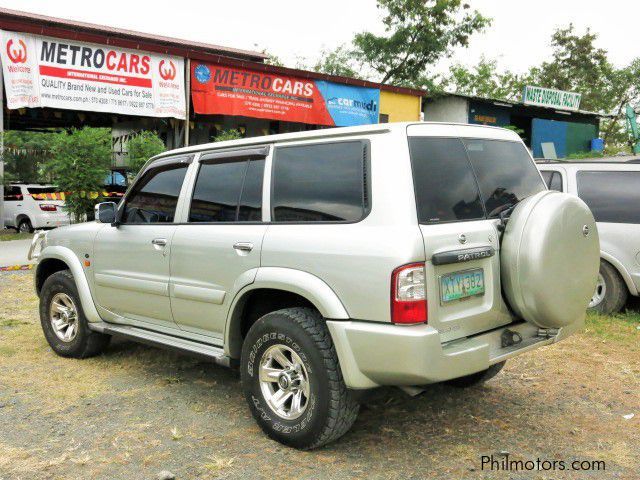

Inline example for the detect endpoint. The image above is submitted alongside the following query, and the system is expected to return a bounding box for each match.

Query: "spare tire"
[501,191,599,328]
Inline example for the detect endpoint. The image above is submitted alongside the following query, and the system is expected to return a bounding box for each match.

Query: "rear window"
[409,138,545,223]
[577,171,640,224]
[272,141,368,222]
[27,187,60,194]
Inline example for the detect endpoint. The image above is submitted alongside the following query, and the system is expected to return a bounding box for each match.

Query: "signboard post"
[522,85,582,112]
[191,63,380,127]
[0,30,186,119]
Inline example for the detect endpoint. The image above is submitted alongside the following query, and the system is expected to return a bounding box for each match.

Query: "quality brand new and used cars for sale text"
[30,122,600,449]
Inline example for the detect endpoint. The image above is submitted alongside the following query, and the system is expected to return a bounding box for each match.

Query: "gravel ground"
[0,272,638,480]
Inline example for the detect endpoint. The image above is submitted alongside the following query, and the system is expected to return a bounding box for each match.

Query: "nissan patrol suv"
[30,123,599,449]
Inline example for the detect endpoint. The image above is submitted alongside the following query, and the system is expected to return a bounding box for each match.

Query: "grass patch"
[585,310,640,345]
[0,232,33,242]
[0,318,29,327]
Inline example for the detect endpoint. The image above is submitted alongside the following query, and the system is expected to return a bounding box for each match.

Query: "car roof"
[9,183,58,188]
[151,121,522,161]
[536,161,640,171]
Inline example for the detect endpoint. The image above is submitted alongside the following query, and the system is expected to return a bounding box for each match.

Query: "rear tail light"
[39,204,57,212]
[391,263,427,324]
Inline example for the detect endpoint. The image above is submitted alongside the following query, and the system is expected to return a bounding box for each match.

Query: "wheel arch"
[35,246,102,323]
[600,252,637,296]
[225,267,350,359]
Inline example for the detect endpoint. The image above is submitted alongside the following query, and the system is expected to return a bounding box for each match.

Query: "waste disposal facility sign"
[191,63,380,126]
[522,85,582,111]
[0,30,186,119]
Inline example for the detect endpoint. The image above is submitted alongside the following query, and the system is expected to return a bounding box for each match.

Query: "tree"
[313,46,359,78]
[44,127,111,223]
[214,129,242,142]
[439,56,527,101]
[1,130,55,184]
[349,0,490,87]
[127,130,166,175]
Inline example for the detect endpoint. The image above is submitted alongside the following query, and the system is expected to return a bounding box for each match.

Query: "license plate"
[440,268,485,304]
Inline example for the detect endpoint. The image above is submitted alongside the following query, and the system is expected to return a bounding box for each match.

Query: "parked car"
[537,161,640,314]
[3,183,70,232]
[30,123,599,449]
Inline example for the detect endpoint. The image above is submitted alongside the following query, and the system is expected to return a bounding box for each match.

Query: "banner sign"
[523,85,581,112]
[0,30,186,119]
[191,63,380,126]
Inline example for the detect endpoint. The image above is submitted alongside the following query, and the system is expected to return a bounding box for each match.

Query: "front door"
[170,148,268,339]
[92,157,191,329]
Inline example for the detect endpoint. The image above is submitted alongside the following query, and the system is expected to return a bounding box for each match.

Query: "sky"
[0,0,637,78]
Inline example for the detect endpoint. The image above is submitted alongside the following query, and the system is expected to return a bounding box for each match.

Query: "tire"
[18,218,33,233]
[446,361,506,388]
[240,307,359,450]
[39,270,110,358]
[588,261,628,315]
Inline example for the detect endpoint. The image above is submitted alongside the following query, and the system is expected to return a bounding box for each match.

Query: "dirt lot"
[1,272,638,480]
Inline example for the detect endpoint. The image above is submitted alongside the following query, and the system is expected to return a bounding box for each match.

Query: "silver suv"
[538,161,640,313]
[31,123,599,449]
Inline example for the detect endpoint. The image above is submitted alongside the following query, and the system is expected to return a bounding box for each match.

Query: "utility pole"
[184,58,190,148]
[0,59,4,230]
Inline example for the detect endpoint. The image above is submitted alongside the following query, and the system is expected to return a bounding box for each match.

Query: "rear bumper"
[327,316,583,389]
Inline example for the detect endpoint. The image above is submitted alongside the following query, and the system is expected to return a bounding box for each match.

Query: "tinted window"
[577,171,640,224]
[540,170,563,192]
[27,187,60,194]
[272,142,366,222]
[4,186,23,201]
[462,139,545,217]
[409,138,484,223]
[189,158,264,223]
[122,163,188,223]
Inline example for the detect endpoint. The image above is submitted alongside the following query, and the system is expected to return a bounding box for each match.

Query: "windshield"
[409,137,545,224]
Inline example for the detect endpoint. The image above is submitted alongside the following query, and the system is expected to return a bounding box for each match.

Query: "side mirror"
[95,202,117,224]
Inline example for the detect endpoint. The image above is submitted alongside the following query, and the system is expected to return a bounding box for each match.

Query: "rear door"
[169,147,269,339]
[408,132,546,342]
[3,186,22,227]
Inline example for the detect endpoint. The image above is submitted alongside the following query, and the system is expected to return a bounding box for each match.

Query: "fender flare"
[600,251,638,296]
[36,246,102,323]
[224,267,350,357]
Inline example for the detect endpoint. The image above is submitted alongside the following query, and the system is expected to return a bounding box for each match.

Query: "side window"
[188,157,265,223]
[577,171,640,224]
[408,138,484,223]
[272,141,368,222]
[540,170,563,192]
[3,186,23,201]
[122,163,188,224]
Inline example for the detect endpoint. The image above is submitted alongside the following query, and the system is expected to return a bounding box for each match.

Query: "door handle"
[151,238,168,247]
[233,242,254,252]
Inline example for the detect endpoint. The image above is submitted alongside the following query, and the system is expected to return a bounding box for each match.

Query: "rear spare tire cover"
[501,191,599,328]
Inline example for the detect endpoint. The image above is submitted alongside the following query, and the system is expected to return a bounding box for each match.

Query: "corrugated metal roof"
[0,7,268,62]
[426,91,611,118]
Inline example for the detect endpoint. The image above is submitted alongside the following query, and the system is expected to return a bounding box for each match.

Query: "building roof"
[426,91,611,118]
[0,7,268,62]
[0,7,425,98]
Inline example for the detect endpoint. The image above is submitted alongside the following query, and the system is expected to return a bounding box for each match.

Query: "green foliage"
[214,129,242,142]
[351,0,490,87]
[566,150,604,160]
[313,46,359,78]
[439,56,527,101]
[127,131,166,175]
[1,130,55,184]
[43,127,111,223]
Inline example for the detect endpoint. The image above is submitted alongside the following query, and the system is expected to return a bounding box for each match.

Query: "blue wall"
[531,118,567,158]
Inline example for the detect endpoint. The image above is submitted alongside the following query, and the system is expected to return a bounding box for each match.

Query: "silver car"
[538,161,640,314]
[31,123,599,449]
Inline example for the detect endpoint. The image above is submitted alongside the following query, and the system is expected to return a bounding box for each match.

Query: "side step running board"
[89,323,232,367]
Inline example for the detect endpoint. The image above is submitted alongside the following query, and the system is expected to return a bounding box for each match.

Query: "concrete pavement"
[0,239,34,267]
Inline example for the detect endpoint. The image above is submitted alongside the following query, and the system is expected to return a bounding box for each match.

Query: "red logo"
[6,39,27,64]
[159,60,176,81]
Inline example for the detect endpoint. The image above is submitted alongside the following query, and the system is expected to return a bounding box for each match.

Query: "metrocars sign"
[0,30,186,119]
[191,63,380,126]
